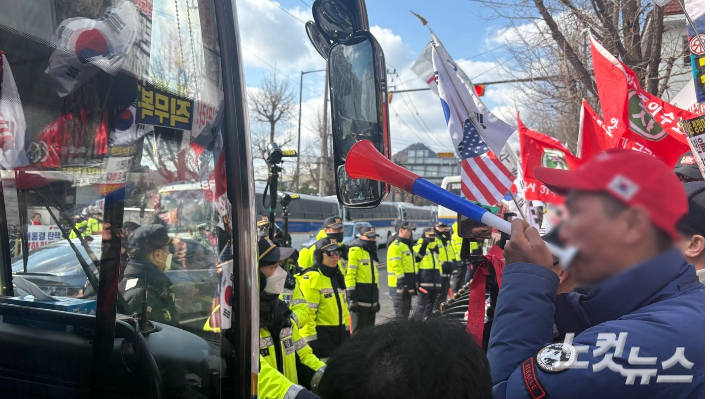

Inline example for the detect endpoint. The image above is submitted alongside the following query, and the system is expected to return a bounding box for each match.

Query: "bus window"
[1,1,228,397]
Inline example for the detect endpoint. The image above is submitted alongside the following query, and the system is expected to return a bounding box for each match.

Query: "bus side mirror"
[328,31,390,208]
[306,0,390,209]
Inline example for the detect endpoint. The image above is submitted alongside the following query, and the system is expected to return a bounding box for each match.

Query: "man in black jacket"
[119,224,179,326]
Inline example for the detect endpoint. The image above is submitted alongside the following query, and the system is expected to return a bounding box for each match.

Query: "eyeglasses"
[324,250,342,257]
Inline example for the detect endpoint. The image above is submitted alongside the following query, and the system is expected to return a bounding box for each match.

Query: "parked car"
[11,238,219,334]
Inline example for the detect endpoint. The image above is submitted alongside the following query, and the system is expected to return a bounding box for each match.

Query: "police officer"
[433,221,455,306]
[413,228,441,322]
[292,238,349,359]
[68,214,90,239]
[298,216,346,273]
[257,235,325,399]
[119,224,179,326]
[450,221,465,291]
[386,220,417,320]
[489,150,704,398]
[345,226,380,331]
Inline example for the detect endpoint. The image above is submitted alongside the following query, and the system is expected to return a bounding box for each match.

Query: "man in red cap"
[487,149,704,399]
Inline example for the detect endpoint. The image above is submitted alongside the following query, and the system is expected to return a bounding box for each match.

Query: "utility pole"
[294,69,326,192]
[318,63,329,197]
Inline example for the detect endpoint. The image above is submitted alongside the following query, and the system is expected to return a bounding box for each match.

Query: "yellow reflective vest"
[258,318,326,399]
[297,230,346,275]
[413,239,442,289]
[451,222,463,262]
[386,238,416,295]
[345,243,379,308]
[291,264,349,359]
[68,220,90,239]
[435,235,455,276]
[87,217,102,235]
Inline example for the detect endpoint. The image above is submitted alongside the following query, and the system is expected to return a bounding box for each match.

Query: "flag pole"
[508,190,524,214]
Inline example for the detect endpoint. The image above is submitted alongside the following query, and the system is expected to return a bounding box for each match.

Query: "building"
[660,0,696,100]
[389,143,459,204]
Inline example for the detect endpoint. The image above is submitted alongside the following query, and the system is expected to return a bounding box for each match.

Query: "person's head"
[535,149,687,284]
[323,216,344,241]
[359,226,379,242]
[396,220,414,239]
[258,235,296,294]
[674,151,703,183]
[314,237,344,267]
[422,228,437,249]
[676,181,705,270]
[435,221,450,234]
[122,221,140,238]
[319,319,493,399]
[127,225,172,272]
[256,216,269,232]
[32,213,41,223]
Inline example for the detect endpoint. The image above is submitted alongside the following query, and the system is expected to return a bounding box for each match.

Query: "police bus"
[0,0,389,397]
[439,175,461,223]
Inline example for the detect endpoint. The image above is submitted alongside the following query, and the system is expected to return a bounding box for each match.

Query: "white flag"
[46,1,139,97]
[0,54,31,169]
[429,33,514,156]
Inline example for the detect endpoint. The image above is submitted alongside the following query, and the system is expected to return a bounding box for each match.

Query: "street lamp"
[295,69,326,192]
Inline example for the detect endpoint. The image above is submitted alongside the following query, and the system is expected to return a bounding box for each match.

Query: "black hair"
[318,319,493,399]
[32,213,41,218]
[314,248,324,264]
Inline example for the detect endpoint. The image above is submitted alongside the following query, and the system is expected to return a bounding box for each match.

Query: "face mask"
[364,240,377,251]
[157,249,173,271]
[264,266,288,295]
[327,232,344,243]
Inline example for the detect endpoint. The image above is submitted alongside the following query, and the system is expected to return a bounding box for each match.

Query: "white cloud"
[236,0,324,74]
[370,26,416,71]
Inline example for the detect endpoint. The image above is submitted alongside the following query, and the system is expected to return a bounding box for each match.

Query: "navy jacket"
[488,249,704,399]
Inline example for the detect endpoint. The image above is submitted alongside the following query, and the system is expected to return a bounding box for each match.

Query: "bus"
[0,0,387,397]
[439,175,461,223]
[342,201,399,246]
[254,182,340,249]
[398,202,437,239]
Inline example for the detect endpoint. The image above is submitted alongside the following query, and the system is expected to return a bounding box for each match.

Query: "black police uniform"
[119,259,179,326]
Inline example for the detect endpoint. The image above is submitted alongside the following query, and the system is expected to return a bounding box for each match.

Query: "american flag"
[460,119,515,206]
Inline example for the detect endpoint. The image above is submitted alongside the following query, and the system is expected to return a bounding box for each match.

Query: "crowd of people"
[255,149,705,399]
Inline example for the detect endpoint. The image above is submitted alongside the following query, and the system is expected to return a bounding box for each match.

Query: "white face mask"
[264,266,288,295]
[157,249,173,271]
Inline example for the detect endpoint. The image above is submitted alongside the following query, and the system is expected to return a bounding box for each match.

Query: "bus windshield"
[1,0,228,363]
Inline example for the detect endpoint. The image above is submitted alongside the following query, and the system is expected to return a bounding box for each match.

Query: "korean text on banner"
[26,225,63,251]
[681,115,706,177]
[518,115,581,204]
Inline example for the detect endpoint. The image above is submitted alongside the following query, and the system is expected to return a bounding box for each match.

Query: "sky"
[236,0,523,157]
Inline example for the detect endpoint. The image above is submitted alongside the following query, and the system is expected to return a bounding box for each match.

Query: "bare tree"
[249,71,297,143]
[297,109,336,195]
[250,123,297,180]
[470,0,688,150]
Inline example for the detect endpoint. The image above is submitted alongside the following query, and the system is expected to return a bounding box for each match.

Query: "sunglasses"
[324,250,342,257]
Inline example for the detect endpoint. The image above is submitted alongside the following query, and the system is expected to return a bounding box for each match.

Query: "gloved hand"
[418,242,429,257]
[396,276,406,291]
[348,300,359,313]
[284,273,296,290]
[441,261,453,274]
[373,302,381,312]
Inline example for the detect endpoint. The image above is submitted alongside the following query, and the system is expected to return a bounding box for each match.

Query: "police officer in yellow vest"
[450,221,466,291]
[386,220,417,320]
[68,215,91,239]
[434,222,455,306]
[297,216,346,274]
[292,238,349,359]
[257,235,325,399]
[345,226,380,332]
[413,228,442,322]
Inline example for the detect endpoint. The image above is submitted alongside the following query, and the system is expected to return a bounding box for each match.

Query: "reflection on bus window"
[1,0,229,338]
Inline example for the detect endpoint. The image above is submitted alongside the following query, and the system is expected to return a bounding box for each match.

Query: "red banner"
[518,116,581,204]
[578,100,615,161]
[589,35,690,166]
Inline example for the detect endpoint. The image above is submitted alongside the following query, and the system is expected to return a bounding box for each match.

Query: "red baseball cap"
[534,149,688,240]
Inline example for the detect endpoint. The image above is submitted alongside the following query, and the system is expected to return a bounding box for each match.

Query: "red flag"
[518,115,581,204]
[643,92,699,142]
[577,100,616,161]
[589,34,690,166]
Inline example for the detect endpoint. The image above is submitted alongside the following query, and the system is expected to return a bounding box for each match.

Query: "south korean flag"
[46,1,139,97]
